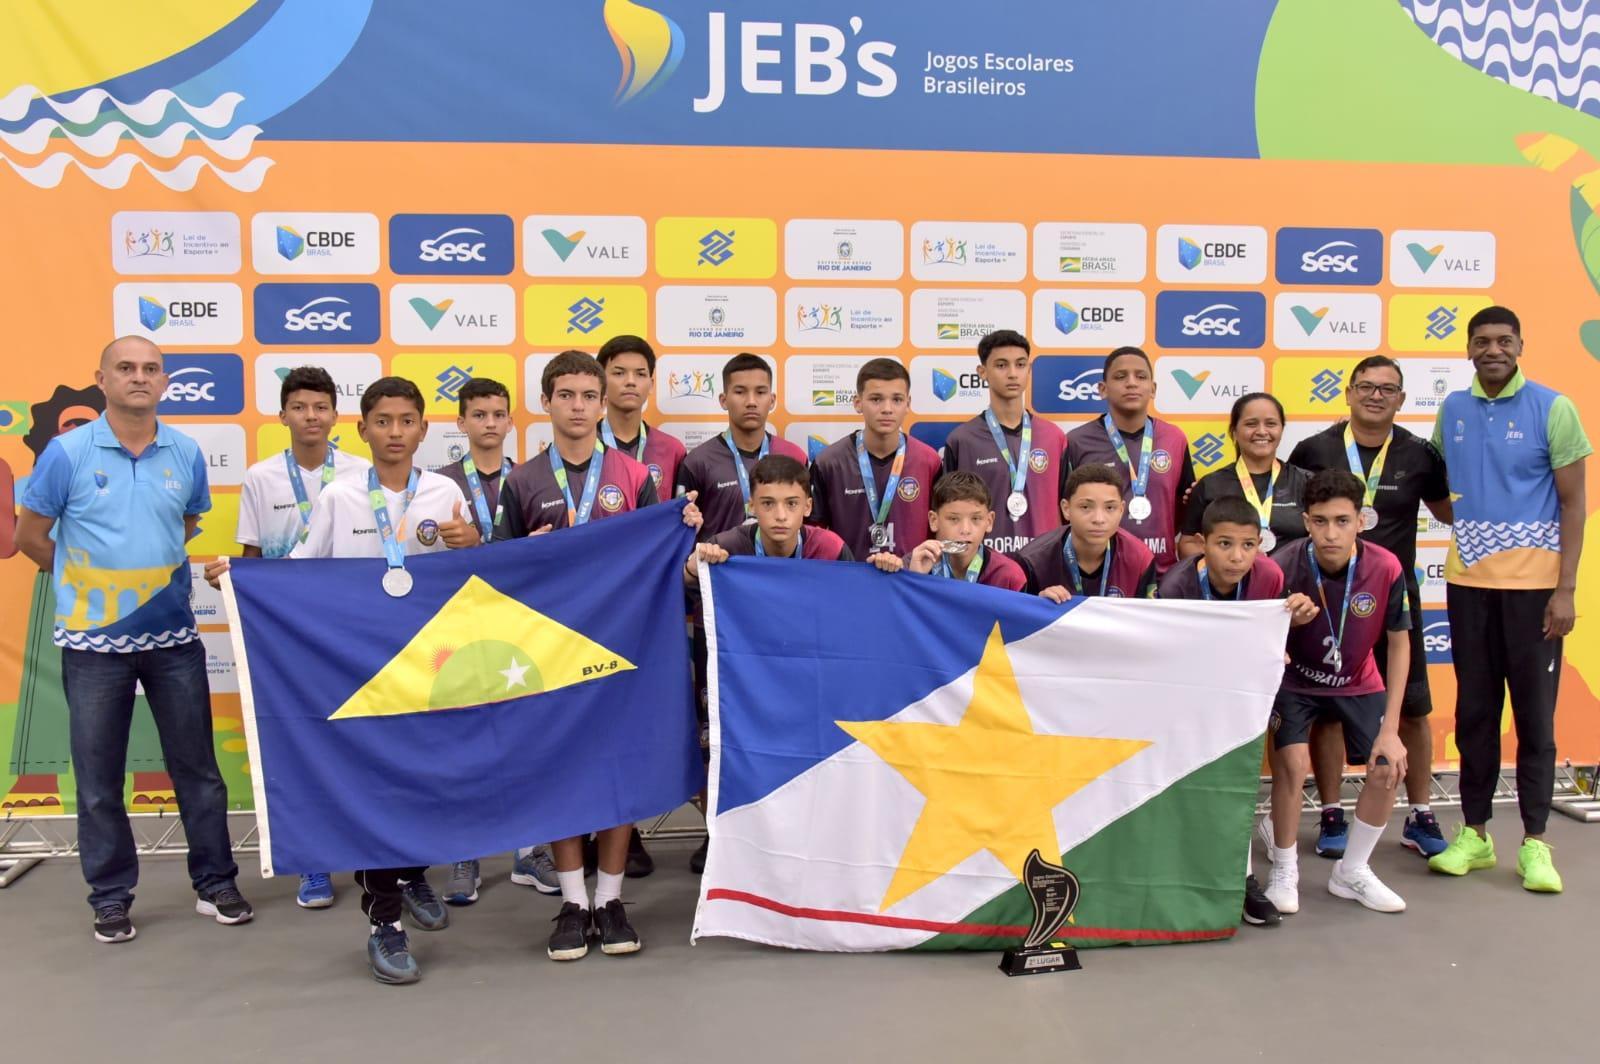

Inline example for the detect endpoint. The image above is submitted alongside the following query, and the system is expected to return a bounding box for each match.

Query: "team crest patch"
[1350,591,1377,618]
[1106,586,1125,598]
[598,484,626,512]
[648,463,663,487]
[416,519,440,546]
[897,476,921,502]
[1028,448,1050,474]
[1150,449,1172,474]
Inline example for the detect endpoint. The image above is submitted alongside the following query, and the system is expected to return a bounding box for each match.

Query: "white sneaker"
[1257,816,1277,860]
[1328,860,1406,913]
[1265,859,1299,915]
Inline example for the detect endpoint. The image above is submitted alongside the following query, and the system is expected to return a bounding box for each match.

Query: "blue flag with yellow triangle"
[223,502,700,876]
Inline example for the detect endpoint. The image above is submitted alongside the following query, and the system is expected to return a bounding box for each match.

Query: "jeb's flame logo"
[605,0,685,105]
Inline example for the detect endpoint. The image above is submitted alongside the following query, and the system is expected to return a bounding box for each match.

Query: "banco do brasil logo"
[568,296,606,334]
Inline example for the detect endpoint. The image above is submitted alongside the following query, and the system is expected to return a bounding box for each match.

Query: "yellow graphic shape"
[838,623,1150,912]
[58,548,176,630]
[331,575,635,720]
[654,216,778,278]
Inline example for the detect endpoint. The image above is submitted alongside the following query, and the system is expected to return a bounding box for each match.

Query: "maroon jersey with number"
[810,432,942,560]
[1065,417,1194,575]
[1157,554,1285,601]
[676,431,808,541]
[493,447,654,538]
[1274,540,1409,696]
[1014,527,1157,598]
[606,423,687,500]
[710,523,852,561]
[940,413,1068,553]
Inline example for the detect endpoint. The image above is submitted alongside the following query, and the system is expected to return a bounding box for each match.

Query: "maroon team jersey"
[604,421,686,498]
[810,432,942,559]
[435,456,514,536]
[676,431,808,541]
[1275,540,1408,696]
[494,446,655,538]
[940,412,1068,553]
[1157,554,1285,601]
[711,523,852,561]
[1014,526,1157,598]
[1065,416,1194,575]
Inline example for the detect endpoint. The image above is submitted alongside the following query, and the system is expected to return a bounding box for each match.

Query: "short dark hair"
[360,376,425,418]
[1202,496,1263,536]
[279,365,338,410]
[1228,391,1285,436]
[457,377,510,416]
[597,334,656,373]
[855,357,910,393]
[750,454,809,493]
[541,350,603,400]
[977,329,1030,364]
[1349,355,1403,387]
[1467,305,1521,339]
[1065,462,1124,500]
[1303,469,1364,512]
[1104,346,1152,376]
[931,470,992,510]
[721,353,772,391]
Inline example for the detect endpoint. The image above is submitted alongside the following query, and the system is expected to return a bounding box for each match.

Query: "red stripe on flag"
[705,888,1237,943]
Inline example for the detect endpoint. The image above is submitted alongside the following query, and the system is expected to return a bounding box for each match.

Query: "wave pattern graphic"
[1453,518,1562,567]
[0,85,243,127]
[55,627,200,653]
[0,119,261,159]
[1,153,274,191]
[1403,0,1600,116]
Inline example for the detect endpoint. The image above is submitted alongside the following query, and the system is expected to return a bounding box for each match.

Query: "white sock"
[1321,803,1341,815]
[370,920,402,935]
[1410,804,1431,816]
[1272,842,1298,868]
[1343,817,1385,872]
[516,845,537,859]
[557,869,588,909]
[593,870,624,909]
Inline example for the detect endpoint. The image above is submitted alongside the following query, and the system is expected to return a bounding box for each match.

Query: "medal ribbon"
[723,431,771,516]
[462,455,512,541]
[1197,561,1243,601]
[856,430,906,527]
[367,466,419,572]
[1062,532,1112,597]
[600,419,647,462]
[284,445,338,544]
[1104,414,1153,505]
[937,546,986,583]
[754,528,803,557]
[1342,425,1392,511]
[1234,458,1280,536]
[551,442,606,526]
[983,409,1032,498]
[1308,540,1359,670]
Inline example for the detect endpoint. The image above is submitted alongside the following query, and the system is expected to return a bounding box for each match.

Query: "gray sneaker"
[400,876,449,931]
[510,845,560,895]
[443,859,480,905]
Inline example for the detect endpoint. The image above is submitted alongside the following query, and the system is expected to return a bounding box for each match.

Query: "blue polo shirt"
[21,418,209,652]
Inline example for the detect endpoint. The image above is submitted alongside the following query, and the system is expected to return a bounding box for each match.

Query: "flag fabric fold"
[224,501,700,876]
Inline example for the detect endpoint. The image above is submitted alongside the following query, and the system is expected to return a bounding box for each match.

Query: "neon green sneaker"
[1517,838,1563,893]
[1427,825,1496,875]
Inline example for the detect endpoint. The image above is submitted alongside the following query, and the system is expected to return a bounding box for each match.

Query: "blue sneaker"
[1315,808,1347,859]
[296,872,335,909]
[510,846,560,895]
[444,860,480,905]
[368,923,420,985]
[400,876,449,931]
[1401,810,1448,858]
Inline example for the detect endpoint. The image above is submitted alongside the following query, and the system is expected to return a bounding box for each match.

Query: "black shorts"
[1271,689,1386,765]
[1373,580,1432,717]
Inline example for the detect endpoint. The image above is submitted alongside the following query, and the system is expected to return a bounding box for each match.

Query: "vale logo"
[1407,242,1445,272]
[1291,305,1329,336]
[542,229,586,261]
[1172,369,1210,400]
[409,297,453,331]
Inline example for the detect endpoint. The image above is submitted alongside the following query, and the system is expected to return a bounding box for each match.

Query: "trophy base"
[999,945,1081,977]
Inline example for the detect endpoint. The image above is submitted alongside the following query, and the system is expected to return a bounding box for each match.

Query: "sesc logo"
[389,214,515,275]
[1154,291,1266,349]
[157,354,245,416]
[254,284,381,345]
[1031,355,1105,415]
[1421,611,1452,665]
[1274,228,1383,286]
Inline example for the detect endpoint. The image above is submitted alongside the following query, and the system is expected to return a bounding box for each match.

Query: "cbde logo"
[157,354,244,416]
[1154,291,1266,349]
[1275,227,1383,286]
[254,284,381,345]
[1031,356,1106,415]
[389,214,515,275]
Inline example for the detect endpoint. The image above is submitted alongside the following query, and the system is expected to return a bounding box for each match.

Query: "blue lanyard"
[551,442,605,526]
[937,546,986,583]
[983,410,1032,495]
[461,455,511,541]
[1062,533,1111,597]
[284,445,337,542]
[1308,540,1359,661]
[723,431,770,514]
[754,529,803,557]
[601,419,647,462]
[856,431,905,526]
[1197,562,1242,600]
[1104,414,1153,499]
[367,466,419,571]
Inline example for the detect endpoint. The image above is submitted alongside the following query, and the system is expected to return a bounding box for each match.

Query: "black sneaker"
[400,877,449,931]
[625,827,654,878]
[367,922,420,984]
[548,902,592,961]
[1241,874,1280,927]
[594,898,641,955]
[690,837,708,874]
[195,885,254,925]
[93,901,137,943]
[582,834,599,877]
[1315,808,1349,859]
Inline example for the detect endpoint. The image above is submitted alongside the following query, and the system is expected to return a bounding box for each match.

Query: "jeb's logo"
[691,13,897,114]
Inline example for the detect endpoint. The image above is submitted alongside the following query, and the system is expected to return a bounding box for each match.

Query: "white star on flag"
[499,657,531,691]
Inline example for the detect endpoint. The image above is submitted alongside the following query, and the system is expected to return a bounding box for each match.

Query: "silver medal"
[1007,491,1028,519]
[869,523,890,551]
[940,539,969,555]
[382,567,414,598]
[1259,528,1277,553]
[1360,505,1379,531]
[1128,495,1152,522]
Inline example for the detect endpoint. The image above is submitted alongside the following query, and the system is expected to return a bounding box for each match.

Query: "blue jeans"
[62,639,238,909]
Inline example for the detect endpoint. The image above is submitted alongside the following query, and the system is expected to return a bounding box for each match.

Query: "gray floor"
[2,810,1593,1063]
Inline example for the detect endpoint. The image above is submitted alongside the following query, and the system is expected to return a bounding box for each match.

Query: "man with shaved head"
[16,337,252,944]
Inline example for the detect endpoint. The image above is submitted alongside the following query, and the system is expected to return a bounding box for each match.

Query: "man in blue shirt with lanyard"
[16,337,252,944]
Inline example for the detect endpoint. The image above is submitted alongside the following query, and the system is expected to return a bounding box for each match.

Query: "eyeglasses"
[1351,382,1401,398]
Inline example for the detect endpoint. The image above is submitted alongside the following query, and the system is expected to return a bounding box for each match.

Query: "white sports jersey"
[237,447,371,558]
[291,468,470,560]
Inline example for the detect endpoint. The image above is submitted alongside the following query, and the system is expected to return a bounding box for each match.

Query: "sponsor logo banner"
[157,353,245,416]
[1387,294,1495,353]
[112,211,241,275]
[1031,355,1106,415]
[253,212,380,274]
[1153,290,1266,348]
[784,219,904,280]
[656,353,777,415]
[254,353,382,416]
[908,288,1027,348]
[113,283,243,345]
[1272,357,1364,416]
[389,283,517,345]
[656,217,777,279]
[1030,288,1145,349]
[784,287,903,348]
[783,420,858,461]
[910,221,1027,282]
[390,213,515,275]
[910,354,989,414]
[258,421,373,463]
[655,286,777,346]
[1271,292,1382,351]
[524,284,648,345]
[391,353,521,418]
[253,283,382,345]
[1152,356,1265,416]
[1389,229,1496,288]
[1274,227,1383,286]
[783,355,877,415]
[1155,224,1267,284]
[180,422,247,487]
[1032,222,1147,282]
[416,422,522,470]
[1396,358,1476,417]
[523,215,647,277]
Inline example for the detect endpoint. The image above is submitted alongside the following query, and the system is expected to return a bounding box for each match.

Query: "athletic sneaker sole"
[1399,836,1447,859]
[600,938,642,955]
[547,943,590,961]
[509,872,562,895]
[94,926,136,943]
[296,895,335,909]
[1314,840,1346,859]
[443,879,481,906]
[1240,910,1279,928]
[1428,855,1496,875]
[370,965,421,985]
[195,899,254,925]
